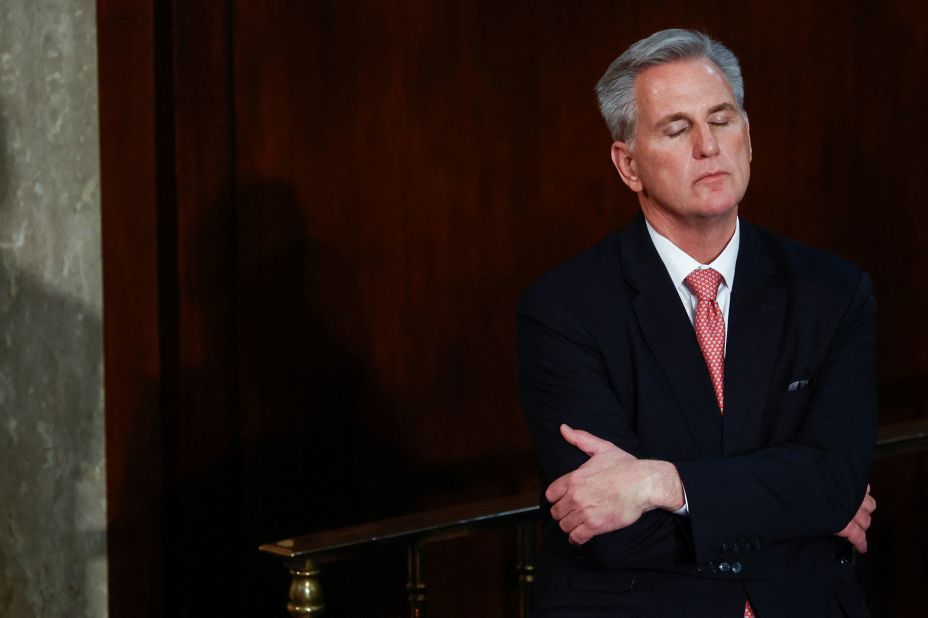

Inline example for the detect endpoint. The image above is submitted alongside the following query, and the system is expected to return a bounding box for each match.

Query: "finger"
[837,520,859,540]
[853,509,872,531]
[856,535,869,554]
[844,523,867,553]
[569,524,594,546]
[843,523,861,545]
[549,499,563,522]
[865,494,876,513]
[549,493,576,521]
[560,424,616,456]
[545,475,570,504]
[558,509,586,535]
[547,490,569,517]
[846,522,866,549]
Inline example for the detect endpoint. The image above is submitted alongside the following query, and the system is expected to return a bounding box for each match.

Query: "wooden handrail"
[260,492,538,562]
[873,417,928,459]
[260,417,928,616]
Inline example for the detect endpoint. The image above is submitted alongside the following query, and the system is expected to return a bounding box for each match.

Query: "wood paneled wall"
[99,1,928,616]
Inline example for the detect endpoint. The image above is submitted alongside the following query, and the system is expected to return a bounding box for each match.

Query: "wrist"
[644,460,685,512]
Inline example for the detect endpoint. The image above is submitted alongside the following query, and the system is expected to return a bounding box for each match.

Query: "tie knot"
[684,267,724,302]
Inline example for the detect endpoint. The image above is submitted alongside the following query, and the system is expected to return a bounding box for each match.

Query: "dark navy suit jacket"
[518,214,876,617]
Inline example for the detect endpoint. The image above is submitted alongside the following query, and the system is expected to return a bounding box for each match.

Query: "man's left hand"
[545,424,684,545]
[836,484,876,553]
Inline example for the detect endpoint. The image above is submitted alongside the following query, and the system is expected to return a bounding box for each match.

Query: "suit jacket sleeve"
[518,277,687,568]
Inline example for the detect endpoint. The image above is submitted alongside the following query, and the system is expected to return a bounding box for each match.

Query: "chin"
[691,201,738,219]
[694,191,742,217]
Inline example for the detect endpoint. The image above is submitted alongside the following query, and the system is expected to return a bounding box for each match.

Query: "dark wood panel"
[97,0,165,615]
[164,1,240,615]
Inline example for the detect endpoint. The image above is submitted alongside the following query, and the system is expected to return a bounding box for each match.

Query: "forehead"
[634,58,736,122]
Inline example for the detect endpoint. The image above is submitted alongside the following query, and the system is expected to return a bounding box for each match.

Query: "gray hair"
[596,29,745,143]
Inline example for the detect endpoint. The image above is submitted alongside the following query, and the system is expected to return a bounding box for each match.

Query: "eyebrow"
[707,102,736,115]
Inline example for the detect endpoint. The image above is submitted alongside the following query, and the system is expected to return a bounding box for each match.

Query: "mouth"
[695,171,728,185]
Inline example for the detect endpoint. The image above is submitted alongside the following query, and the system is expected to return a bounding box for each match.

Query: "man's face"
[611,58,752,227]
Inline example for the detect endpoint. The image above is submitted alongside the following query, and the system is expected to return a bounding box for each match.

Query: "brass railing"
[260,493,540,617]
[260,418,928,617]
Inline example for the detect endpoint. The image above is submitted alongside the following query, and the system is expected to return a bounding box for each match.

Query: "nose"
[693,123,720,158]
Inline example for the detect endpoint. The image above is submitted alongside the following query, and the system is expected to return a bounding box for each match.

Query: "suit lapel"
[723,222,786,455]
[620,217,723,457]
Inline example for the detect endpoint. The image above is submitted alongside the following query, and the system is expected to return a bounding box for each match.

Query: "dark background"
[97,1,928,616]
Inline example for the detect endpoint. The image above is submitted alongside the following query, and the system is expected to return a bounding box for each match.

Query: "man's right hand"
[836,484,876,553]
[545,424,684,545]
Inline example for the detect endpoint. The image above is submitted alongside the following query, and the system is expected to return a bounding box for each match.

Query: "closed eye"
[665,122,690,137]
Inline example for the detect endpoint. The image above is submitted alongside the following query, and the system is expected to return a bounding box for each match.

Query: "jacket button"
[732,561,743,574]
[839,557,851,566]
[720,542,731,553]
[708,561,718,573]
[719,561,731,573]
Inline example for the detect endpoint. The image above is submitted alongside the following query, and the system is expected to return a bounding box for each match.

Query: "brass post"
[287,558,326,616]
[407,541,426,618]
[516,522,537,618]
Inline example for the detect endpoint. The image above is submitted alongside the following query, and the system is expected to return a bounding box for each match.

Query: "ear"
[744,115,752,163]
[611,141,643,192]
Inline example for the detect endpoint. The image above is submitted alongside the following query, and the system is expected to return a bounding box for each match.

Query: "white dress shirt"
[645,217,740,340]
[644,217,741,515]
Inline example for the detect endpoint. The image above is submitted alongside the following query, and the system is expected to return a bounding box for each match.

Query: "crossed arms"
[546,423,875,552]
[519,264,878,568]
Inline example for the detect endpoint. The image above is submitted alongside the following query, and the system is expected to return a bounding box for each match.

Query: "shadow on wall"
[0,100,106,615]
[234,180,415,617]
[126,179,415,617]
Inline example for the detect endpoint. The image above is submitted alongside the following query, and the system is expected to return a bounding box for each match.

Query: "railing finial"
[407,541,426,618]
[287,558,326,616]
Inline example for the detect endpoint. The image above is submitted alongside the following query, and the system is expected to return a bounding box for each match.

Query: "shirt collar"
[645,217,740,291]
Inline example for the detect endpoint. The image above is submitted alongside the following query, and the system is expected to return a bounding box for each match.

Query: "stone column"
[0,2,106,616]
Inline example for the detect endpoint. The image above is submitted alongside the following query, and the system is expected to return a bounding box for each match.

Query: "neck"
[641,206,737,264]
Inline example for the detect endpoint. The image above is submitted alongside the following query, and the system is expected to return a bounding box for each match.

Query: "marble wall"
[0,1,106,617]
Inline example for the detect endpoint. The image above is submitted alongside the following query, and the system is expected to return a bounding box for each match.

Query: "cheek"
[731,135,752,165]
[650,154,691,189]
[737,148,752,178]
[680,158,699,182]
[718,138,749,174]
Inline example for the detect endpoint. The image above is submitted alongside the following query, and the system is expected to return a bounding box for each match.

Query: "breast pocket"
[766,386,815,440]
[773,386,814,412]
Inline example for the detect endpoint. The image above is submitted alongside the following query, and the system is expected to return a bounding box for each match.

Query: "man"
[519,29,877,617]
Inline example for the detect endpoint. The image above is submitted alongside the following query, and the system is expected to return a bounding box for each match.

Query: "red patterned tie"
[684,268,755,617]
[684,268,726,411]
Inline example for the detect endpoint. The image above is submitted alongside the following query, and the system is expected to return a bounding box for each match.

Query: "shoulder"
[746,222,869,294]
[518,232,627,320]
[743,222,875,327]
